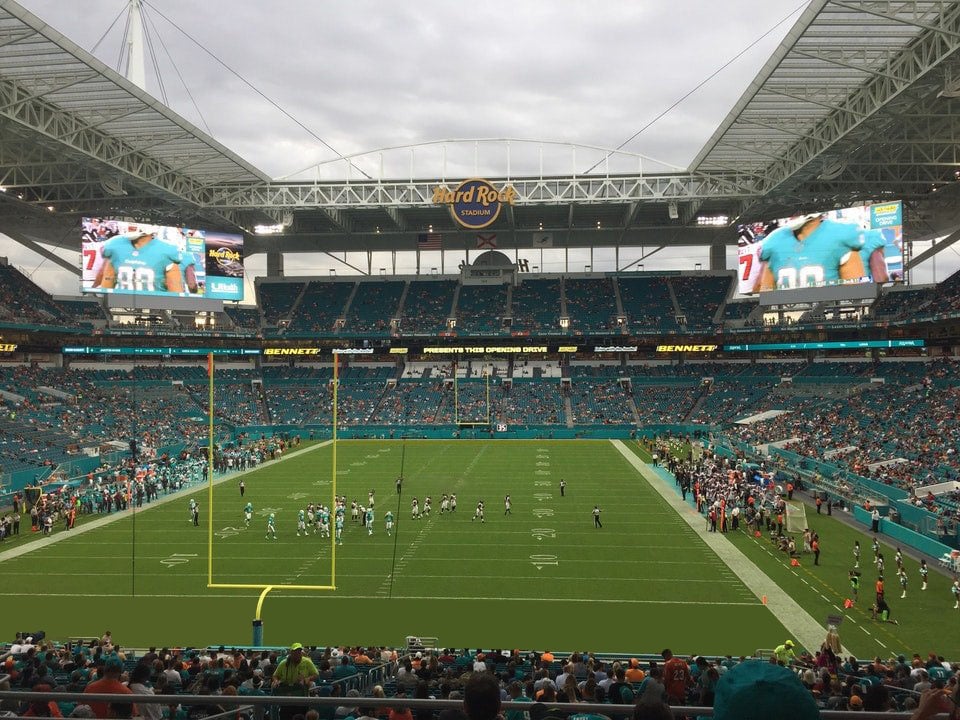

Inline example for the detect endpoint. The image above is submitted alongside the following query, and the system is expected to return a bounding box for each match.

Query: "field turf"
[5,439,952,658]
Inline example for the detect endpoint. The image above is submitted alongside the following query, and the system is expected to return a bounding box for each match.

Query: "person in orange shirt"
[84,659,135,719]
[876,576,885,604]
[625,658,646,683]
[540,651,554,664]
[661,649,691,705]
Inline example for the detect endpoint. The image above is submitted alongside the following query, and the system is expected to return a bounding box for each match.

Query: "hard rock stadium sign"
[432,178,517,230]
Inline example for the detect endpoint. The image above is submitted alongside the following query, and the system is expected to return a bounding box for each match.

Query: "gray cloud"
[17,0,805,177]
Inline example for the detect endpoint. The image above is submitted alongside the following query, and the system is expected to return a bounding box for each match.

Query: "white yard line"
[0,440,332,564]
[611,439,849,655]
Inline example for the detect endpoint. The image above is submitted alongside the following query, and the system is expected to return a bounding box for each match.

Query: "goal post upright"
[331,352,338,587]
[207,351,214,586]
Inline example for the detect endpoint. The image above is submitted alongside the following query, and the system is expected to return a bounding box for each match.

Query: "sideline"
[0,440,332,564]
[611,439,848,655]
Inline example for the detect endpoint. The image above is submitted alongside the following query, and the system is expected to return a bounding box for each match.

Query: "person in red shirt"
[661,649,691,705]
[84,659,134,719]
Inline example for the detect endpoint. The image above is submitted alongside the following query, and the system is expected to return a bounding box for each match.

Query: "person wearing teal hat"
[713,661,818,720]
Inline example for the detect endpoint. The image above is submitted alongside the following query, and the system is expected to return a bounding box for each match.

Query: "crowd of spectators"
[2,638,957,720]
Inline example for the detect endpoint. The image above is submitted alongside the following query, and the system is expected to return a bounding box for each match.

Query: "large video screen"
[736,201,903,295]
[81,218,244,301]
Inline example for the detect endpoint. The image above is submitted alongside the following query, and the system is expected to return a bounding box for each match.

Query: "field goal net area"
[785,500,809,534]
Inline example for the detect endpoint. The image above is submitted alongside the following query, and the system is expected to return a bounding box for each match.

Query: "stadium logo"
[432,178,517,230]
[656,344,718,352]
[208,247,241,261]
[263,348,320,356]
[0,343,17,352]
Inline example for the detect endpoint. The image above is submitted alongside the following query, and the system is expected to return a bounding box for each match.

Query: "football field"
[2,439,952,658]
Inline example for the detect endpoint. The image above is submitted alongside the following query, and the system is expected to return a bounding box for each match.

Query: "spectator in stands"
[127,664,161,720]
[661,650,691,705]
[713,661,817,720]
[83,658,133,719]
[634,666,666,707]
[463,673,500,720]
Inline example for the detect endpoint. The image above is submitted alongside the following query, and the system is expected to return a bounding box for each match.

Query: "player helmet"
[788,213,823,233]
[269,513,275,519]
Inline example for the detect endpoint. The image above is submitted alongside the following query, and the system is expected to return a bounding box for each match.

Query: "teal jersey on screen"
[759,219,885,289]
[102,234,183,292]
[245,503,253,513]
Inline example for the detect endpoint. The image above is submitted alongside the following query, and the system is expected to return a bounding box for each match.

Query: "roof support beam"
[830,1,960,41]
[905,226,960,270]
[1,228,80,275]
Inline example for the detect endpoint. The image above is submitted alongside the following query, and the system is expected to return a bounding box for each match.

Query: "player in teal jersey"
[265,513,276,540]
[384,510,394,536]
[755,215,888,292]
[297,509,307,537]
[100,230,186,293]
[335,515,344,546]
[244,502,253,528]
[319,508,330,538]
[365,507,374,536]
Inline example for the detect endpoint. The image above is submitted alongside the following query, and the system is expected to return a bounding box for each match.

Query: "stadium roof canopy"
[0,0,959,268]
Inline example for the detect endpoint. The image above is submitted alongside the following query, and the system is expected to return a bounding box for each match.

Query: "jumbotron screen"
[735,201,903,295]
[81,218,244,301]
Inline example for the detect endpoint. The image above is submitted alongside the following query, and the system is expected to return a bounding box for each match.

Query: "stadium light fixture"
[0,186,6,192]
[254,223,285,235]
[46,205,55,212]
[696,215,729,226]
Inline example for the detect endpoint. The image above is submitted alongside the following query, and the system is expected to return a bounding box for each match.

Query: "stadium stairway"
[627,388,641,425]
[665,278,683,319]
[340,281,361,323]
[394,280,411,318]
[563,393,574,428]
[611,276,625,318]
[682,380,712,422]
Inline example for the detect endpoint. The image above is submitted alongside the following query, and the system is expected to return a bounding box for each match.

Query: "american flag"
[417,233,441,249]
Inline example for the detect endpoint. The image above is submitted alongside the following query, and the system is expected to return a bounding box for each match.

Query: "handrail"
[0,690,938,719]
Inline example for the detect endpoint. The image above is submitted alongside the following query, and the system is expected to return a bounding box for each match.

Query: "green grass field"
[1,439,956,658]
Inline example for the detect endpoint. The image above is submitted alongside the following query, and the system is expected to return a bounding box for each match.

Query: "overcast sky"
[2,0,958,298]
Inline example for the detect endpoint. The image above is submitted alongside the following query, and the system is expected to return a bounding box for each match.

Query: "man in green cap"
[272,643,319,720]
[774,640,796,665]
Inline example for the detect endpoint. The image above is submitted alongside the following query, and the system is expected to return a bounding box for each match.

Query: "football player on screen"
[99,227,185,293]
[753,214,888,292]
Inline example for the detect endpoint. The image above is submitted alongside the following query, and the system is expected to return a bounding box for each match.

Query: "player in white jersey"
[450,493,457,512]
[351,500,359,522]
[423,496,432,516]
[188,498,197,523]
[472,500,485,523]
[368,490,375,509]
[81,239,107,289]
[736,221,777,295]
[440,494,449,514]
[297,509,307,536]
[504,495,511,515]
[411,497,420,520]
[307,504,316,526]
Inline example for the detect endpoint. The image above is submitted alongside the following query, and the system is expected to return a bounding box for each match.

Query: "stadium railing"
[0,689,927,719]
